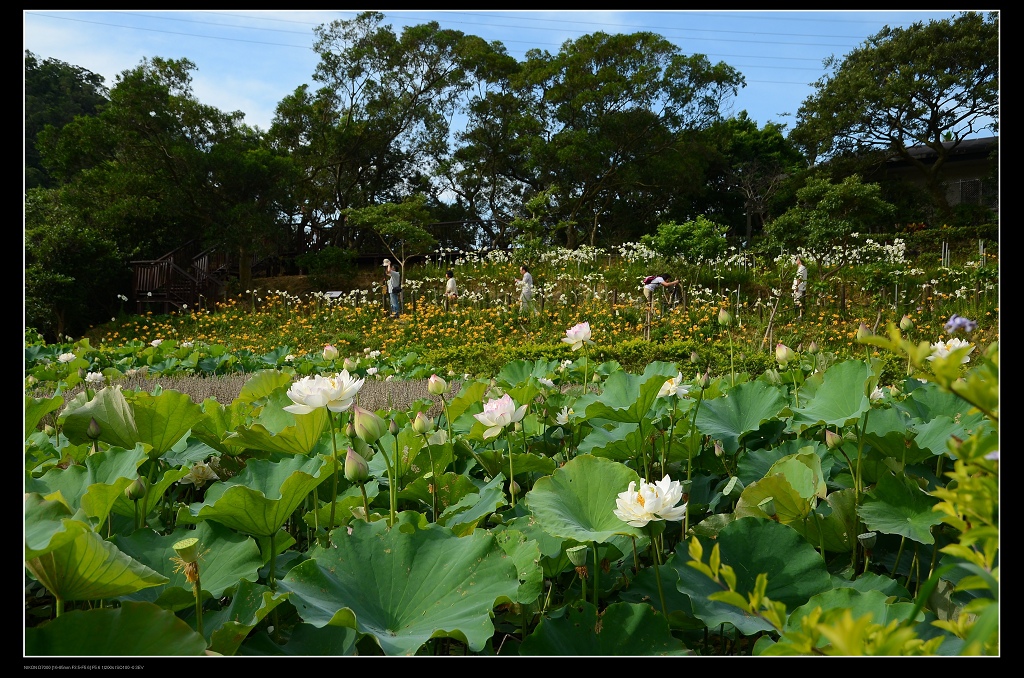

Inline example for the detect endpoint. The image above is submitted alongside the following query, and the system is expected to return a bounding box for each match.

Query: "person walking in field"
[642,273,679,312]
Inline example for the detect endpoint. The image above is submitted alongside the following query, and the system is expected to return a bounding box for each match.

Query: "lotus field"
[24,243,999,656]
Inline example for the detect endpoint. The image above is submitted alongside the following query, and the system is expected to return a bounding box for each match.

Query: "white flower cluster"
[617,241,659,263]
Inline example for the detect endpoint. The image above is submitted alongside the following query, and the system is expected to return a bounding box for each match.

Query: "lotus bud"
[352,436,373,461]
[857,532,877,550]
[592,373,600,383]
[124,476,148,502]
[343,356,358,372]
[899,315,914,332]
[775,342,796,366]
[427,374,448,396]
[346,421,357,440]
[718,308,733,327]
[824,429,843,450]
[412,411,433,435]
[323,344,340,361]
[690,351,700,365]
[856,323,871,341]
[714,440,724,458]
[389,419,400,436]
[566,544,588,567]
[344,447,369,484]
[698,369,711,390]
[172,537,200,564]
[43,424,55,437]
[78,366,87,380]
[807,340,819,355]
[352,405,386,444]
[87,417,102,440]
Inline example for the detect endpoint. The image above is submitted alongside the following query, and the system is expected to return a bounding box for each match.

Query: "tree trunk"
[238,245,253,292]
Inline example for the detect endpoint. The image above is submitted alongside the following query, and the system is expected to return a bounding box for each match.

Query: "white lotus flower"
[555,406,574,426]
[657,372,691,399]
[561,322,594,351]
[323,344,339,361]
[179,461,219,489]
[538,377,555,389]
[927,337,975,364]
[473,393,527,439]
[85,372,105,385]
[613,476,688,527]
[57,352,76,364]
[284,371,365,415]
[150,339,162,347]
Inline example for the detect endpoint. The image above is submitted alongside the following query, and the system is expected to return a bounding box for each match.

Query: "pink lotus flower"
[561,322,594,351]
[473,393,527,439]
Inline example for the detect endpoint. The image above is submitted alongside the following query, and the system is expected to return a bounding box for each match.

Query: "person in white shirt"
[519,265,534,311]
[444,269,457,310]
[643,274,679,307]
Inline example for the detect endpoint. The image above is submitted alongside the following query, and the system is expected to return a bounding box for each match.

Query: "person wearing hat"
[383,259,402,319]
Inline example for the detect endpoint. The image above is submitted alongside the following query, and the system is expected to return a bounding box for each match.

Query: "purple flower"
[944,314,977,334]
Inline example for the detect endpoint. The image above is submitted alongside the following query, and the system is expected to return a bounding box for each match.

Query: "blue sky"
[24,9,993,135]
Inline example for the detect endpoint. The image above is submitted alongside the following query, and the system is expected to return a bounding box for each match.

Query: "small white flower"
[285,354,295,362]
[150,339,162,347]
[366,367,378,376]
[555,406,574,426]
[85,372,105,385]
[181,341,194,348]
[57,352,76,364]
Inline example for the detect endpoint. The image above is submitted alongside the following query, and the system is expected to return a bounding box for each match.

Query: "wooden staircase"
[130,241,230,314]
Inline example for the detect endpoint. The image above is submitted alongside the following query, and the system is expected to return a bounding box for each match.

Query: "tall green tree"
[790,11,998,221]
[764,175,896,279]
[342,195,436,279]
[455,30,744,249]
[24,51,108,190]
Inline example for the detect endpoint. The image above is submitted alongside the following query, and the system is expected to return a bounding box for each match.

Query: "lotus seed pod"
[173,537,200,564]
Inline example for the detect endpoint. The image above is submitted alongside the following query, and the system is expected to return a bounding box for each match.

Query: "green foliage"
[642,216,729,263]
[294,247,358,287]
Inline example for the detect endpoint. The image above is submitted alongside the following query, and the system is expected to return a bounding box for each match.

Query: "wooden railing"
[131,241,229,314]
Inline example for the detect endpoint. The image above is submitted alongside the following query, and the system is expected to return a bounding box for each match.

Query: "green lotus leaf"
[736,438,817,487]
[60,385,139,449]
[303,482,379,530]
[238,369,295,403]
[110,464,190,521]
[25,601,207,656]
[574,361,678,423]
[24,492,88,561]
[113,521,263,610]
[279,520,520,655]
[177,454,334,537]
[910,415,979,459]
[830,571,910,599]
[616,556,694,621]
[227,412,331,456]
[127,389,207,457]
[695,380,788,455]
[519,601,690,655]
[33,445,148,522]
[496,359,561,386]
[493,528,545,605]
[438,474,507,536]
[795,487,858,554]
[524,454,643,543]
[25,394,62,438]
[446,380,490,427]
[859,406,932,463]
[791,360,872,429]
[673,517,832,635]
[238,622,358,656]
[191,398,255,456]
[205,579,291,655]
[766,450,827,501]
[577,421,643,461]
[859,470,943,544]
[26,528,168,603]
[499,515,576,567]
[734,473,812,524]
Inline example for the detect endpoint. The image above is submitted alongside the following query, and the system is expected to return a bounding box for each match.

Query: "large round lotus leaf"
[859,470,943,545]
[26,528,167,603]
[695,380,788,455]
[238,622,358,656]
[177,454,333,537]
[278,520,519,656]
[204,579,291,655]
[33,445,148,523]
[524,454,643,543]
[519,601,689,655]
[673,517,832,635]
[790,360,872,429]
[25,601,207,656]
[114,521,263,611]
